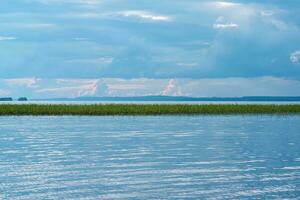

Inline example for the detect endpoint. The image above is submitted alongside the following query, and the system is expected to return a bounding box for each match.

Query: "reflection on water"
[0,116,299,199]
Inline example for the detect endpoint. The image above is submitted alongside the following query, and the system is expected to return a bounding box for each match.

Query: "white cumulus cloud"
[36,79,108,98]
[77,80,108,97]
[161,79,183,96]
[290,51,300,63]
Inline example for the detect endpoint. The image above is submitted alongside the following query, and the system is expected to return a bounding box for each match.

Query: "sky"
[0,0,300,98]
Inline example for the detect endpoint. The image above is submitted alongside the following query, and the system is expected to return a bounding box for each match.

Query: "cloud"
[290,51,300,63]
[77,79,108,97]
[0,0,299,80]
[260,10,274,17]
[213,23,238,29]
[182,77,300,97]
[116,10,171,22]
[107,83,144,90]
[199,1,256,26]
[5,78,39,88]
[0,36,16,41]
[213,16,238,29]
[161,79,183,96]
[1,77,300,98]
[104,78,163,96]
[211,1,240,9]
[0,89,10,96]
[36,79,108,97]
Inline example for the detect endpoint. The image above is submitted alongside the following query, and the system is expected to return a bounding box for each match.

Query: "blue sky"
[0,0,300,98]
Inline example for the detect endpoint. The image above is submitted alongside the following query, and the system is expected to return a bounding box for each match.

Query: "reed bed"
[0,104,299,115]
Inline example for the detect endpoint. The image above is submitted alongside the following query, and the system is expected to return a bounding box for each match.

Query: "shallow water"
[0,116,299,199]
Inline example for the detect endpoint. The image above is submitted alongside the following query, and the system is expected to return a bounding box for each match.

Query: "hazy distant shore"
[0,104,299,116]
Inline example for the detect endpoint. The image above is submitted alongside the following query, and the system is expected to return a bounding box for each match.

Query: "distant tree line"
[0,97,27,101]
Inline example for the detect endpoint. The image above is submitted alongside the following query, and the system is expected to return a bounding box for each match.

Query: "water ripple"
[0,116,299,199]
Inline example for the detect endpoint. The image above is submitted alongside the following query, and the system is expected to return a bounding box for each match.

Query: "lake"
[0,116,299,199]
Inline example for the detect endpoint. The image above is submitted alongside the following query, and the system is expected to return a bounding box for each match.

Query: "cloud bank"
[0,0,299,80]
[1,77,300,99]
[0,1,299,97]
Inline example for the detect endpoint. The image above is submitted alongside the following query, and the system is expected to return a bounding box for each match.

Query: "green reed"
[0,104,299,115]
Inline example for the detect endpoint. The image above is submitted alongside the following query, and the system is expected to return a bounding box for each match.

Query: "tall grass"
[0,104,299,115]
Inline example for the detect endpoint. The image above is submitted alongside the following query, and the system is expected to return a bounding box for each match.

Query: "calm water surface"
[0,116,299,199]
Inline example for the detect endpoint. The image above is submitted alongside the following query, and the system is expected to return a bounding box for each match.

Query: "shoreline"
[0,104,299,115]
